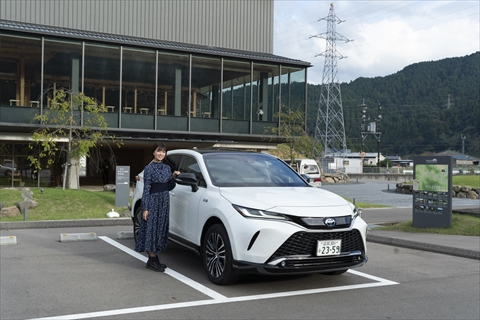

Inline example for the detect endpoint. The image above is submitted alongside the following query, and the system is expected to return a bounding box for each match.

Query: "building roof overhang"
[0,19,312,67]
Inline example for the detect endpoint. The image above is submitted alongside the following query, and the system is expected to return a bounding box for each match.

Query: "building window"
[0,34,42,108]
[83,43,121,114]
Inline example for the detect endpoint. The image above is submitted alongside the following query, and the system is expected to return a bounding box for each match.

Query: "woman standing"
[135,142,180,272]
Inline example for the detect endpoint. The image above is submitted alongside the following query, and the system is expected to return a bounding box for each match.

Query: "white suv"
[131,149,367,285]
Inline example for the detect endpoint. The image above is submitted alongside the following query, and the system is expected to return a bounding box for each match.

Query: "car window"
[178,155,206,188]
[204,153,308,187]
[303,164,319,174]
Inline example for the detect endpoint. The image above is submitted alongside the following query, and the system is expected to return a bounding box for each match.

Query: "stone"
[461,186,472,192]
[452,185,461,192]
[121,209,131,217]
[324,177,335,183]
[467,190,479,200]
[16,200,39,212]
[22,191,34,200]
[1,206,21,217]
[103,184,116,192]
[457,192,467,199]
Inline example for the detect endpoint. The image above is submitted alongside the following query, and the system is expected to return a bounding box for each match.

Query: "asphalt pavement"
[1,180,479,260]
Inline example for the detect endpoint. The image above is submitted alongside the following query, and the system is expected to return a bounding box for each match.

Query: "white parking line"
[28,237,398,320]
[98,236,227,301]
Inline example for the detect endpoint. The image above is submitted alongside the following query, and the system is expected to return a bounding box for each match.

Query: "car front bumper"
[233,252,368,275]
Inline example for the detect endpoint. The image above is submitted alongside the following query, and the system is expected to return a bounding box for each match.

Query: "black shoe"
[146,256,165,272]
[155,255,167,270]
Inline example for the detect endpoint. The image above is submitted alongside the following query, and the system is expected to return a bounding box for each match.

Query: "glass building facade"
[0,20,310,187]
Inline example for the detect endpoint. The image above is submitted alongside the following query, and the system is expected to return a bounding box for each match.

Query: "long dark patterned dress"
[135,161,172,255]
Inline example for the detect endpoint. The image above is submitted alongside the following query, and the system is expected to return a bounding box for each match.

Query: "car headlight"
[353,207,362,218]
[233,205,290,221]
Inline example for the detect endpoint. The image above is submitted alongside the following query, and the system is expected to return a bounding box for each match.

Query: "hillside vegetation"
[304,52,480,158]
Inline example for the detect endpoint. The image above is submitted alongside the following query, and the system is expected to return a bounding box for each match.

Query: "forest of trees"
[303,52,480,158]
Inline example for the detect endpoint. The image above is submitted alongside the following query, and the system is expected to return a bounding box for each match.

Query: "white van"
[283,158,322,187]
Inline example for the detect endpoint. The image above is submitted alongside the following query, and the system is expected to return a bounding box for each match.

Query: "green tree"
[28,89,121,189]
[267,104,320,164]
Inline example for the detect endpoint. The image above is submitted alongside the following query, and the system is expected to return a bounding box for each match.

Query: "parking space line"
[98,236,228,301]
[27,237,398,320]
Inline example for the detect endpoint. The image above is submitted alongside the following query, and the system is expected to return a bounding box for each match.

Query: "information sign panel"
[412,156,452,228]
[115,166,130,207]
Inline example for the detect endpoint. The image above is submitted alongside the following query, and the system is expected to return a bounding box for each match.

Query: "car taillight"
[314,178,321,182]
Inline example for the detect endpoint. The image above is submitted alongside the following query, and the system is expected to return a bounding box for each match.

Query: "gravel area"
[321,180,480,208]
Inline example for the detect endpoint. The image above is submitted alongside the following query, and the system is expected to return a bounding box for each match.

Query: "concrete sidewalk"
[367,230,480,260]
[362,206,480,260]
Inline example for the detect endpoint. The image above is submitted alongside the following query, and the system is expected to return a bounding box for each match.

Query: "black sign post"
[115,166,130,207]
[412,156,452,228]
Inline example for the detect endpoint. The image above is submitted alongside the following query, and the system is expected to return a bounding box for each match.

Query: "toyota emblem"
[324,218,336,227]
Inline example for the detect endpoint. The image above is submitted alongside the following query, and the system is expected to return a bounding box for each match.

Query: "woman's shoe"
[155,255,167,269]
[146,256,165,272]
[146,256,167,269]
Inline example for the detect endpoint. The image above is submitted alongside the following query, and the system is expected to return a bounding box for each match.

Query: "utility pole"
[461,134,466,154]
[360,101,382,167]
[375,103,382,167]
[311,3,352,160]
[360,99,368,155]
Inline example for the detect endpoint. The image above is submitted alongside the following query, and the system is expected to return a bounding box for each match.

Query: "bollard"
[388,184,390,192]
[23,207,27,221]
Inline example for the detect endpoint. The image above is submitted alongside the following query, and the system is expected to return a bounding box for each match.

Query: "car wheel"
[202,224,240,285]
[133,206,143,243]
[4,170,12,177]
[321,269,348,275]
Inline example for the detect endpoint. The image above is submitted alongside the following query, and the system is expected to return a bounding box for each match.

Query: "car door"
[169,154,207,245]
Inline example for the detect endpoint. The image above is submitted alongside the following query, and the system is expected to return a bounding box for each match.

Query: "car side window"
[178,155,206,188]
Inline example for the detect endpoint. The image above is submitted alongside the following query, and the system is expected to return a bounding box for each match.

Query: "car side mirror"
[300,173,311,183]
[175,172,199,192]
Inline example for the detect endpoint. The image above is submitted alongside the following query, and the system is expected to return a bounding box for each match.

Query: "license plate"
[316,239,342,256]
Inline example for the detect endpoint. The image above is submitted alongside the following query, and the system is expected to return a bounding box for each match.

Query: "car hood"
[219,187,353,217]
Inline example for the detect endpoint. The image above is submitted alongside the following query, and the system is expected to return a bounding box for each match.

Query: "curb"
[0,218,132,230]
[367,233,480,260]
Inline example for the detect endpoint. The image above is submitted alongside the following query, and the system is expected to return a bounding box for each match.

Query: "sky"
[274,0,480,84]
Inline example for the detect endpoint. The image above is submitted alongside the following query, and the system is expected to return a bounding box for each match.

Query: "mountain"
[305,52,480,158]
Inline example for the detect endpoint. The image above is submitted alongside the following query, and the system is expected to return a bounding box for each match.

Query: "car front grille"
[267,230,365,262]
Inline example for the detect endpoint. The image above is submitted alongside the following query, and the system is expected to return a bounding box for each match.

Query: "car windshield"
[203,153,309,187]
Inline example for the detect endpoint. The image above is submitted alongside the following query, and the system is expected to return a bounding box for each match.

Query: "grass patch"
[0,188,128,222]
[342,197,390,209]
[377,213,480,236]
[453,175,480,188]
[403,175,480,188]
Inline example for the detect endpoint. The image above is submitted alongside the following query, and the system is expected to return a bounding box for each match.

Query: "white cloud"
[274,1,480,84]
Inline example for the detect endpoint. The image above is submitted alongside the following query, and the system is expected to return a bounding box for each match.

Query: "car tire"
[133,206,143,243]
[321,269,348,275]
[202,224,240,285]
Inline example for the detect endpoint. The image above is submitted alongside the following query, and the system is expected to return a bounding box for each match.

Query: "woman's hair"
[151,142,167,157]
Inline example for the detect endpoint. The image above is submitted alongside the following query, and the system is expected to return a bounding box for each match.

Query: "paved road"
[1,225,479,320]
[321,180,480,208]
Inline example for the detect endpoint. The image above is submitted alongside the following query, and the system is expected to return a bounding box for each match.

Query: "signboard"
[79,156,87,177]
[115,166,130,207]
[412,156,452,228]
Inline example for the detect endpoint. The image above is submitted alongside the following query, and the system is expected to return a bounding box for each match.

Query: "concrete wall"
[348,173,414,182]
[0,0,274,53]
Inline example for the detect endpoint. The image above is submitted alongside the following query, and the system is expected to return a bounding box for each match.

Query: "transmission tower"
[311,3,352,158]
